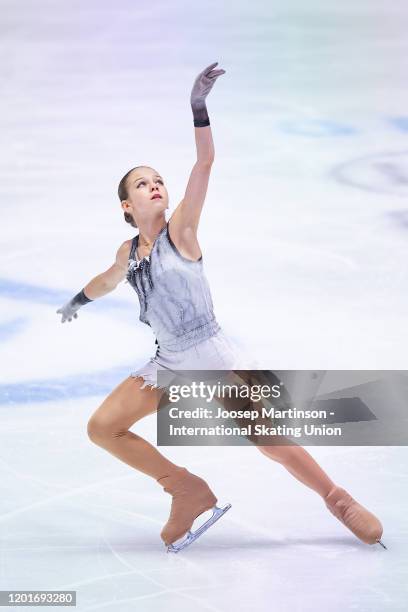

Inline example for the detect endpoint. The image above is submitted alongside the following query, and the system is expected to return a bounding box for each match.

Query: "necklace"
[136,222,166,262]
[136,236,152,262]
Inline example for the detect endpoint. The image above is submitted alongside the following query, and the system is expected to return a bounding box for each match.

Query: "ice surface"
[1,0,407,610]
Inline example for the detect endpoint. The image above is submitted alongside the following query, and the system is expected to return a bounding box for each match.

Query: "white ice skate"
[166,503,232,553]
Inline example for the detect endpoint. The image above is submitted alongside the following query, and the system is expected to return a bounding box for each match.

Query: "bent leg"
[87,375,221,547]
[87,375,179,480]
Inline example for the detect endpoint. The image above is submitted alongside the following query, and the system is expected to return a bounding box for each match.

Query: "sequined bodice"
[125,221,221,352]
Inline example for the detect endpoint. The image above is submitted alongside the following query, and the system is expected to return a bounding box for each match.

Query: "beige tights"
[87,376,335,499]
[258,443,335,498]
[87,376,179,480]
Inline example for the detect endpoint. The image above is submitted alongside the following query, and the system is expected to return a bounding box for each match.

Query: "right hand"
[56,299,80,323]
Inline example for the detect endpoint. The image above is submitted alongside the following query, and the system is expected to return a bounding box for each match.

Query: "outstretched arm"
[170,62,225,237]
[56,240,131,323]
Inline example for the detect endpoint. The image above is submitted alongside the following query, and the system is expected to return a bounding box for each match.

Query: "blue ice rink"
[1,0,407,610]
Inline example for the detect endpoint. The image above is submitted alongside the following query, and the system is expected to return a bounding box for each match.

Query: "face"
[121,166,169,225]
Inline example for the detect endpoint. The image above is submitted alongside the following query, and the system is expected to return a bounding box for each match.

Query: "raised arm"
[170,62,225,237]
[56,240,131,323]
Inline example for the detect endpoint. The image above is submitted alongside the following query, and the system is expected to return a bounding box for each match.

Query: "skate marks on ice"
[0,463,226,610]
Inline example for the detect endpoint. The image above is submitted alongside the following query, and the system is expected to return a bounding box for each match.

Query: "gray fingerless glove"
[190,61,226,127]
[56,289,92,323]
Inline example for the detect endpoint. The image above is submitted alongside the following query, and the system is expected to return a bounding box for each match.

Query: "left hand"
[190,62,226,108]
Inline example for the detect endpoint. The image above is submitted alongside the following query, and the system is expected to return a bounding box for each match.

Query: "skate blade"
[377,539,387,550]
[166,503,232,553]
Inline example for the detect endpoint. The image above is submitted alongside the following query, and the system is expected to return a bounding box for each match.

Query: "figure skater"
[56,62,385,552]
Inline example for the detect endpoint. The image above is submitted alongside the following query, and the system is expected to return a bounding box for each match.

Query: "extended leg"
[258,443,335,497]
[258,442,384,546]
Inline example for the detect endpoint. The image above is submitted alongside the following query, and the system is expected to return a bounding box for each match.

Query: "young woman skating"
[57,62,385,553]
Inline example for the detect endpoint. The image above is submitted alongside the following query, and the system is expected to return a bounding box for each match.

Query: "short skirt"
[130,328,260,390]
